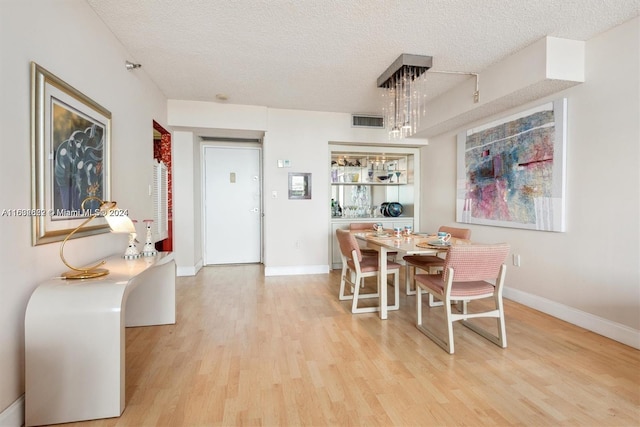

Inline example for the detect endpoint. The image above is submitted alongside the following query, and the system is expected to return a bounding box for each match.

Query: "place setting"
[415,231,453,249]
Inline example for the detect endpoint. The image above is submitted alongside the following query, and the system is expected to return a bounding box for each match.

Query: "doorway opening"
[153,120,173,251]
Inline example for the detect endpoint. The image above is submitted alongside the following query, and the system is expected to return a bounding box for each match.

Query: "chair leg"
[425,265,444,306]
[497,293,507,347]
[416,281,423,324]
[351,274,361,313]
[443,296,455,354]
[407,265,432,296]
[460,295,507,349]
[350,274,381,314]
[405,264,416,295]
[496,293,507,348]
[338,264,350,300]
[416,292,454,353]
[351,274,374,313]
[389,269,400,310]
[428,293,443,307]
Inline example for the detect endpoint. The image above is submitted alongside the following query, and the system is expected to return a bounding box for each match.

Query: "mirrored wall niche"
[329,148,419,221]
[328,144,421,269]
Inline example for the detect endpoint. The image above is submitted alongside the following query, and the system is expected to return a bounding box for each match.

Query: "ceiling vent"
[351,114,384,129]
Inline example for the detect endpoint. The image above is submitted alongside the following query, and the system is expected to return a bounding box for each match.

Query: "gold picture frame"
[31,62,112,245]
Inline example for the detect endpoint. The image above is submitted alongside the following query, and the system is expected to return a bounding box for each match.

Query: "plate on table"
[372,232,391,238]
[417,241,445,249]
[427,240,452,247]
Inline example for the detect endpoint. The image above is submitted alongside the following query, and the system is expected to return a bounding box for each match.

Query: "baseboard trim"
[176,266,196,276]
[504,287,640,349]
[176,261,202,277]
[0,395,24,427]
[264,265,330,277]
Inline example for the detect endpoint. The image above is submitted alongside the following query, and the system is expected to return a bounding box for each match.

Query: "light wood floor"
[57,265,639,426]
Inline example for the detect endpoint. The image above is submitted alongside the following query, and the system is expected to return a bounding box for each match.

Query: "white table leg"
[379,246,388,320]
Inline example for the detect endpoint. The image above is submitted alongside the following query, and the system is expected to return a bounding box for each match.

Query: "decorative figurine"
[142,219,158,257]
[123,220,140,259]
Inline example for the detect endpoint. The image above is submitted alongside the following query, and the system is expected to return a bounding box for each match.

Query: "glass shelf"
[330,154,408,185]
[330,151,413,220]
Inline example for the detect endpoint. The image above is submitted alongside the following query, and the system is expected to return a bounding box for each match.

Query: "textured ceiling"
[87,0,639,116]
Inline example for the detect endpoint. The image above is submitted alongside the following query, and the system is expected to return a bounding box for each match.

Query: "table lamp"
[59,196,136,279]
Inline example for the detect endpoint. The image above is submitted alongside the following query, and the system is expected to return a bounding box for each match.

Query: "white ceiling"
[87,0,639,116]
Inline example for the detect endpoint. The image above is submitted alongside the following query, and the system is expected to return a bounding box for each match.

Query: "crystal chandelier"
[378,54,432,139]
[378,54,479,138]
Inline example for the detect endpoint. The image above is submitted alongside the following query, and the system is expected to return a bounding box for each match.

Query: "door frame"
[201,141,264,264]
[153,120,173,251]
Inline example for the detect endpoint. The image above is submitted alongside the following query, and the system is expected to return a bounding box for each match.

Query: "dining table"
[353,231,469,320]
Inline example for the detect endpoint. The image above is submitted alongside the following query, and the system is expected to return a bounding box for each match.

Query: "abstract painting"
[456,99,567,231]
[31,62,112,245]
[52,101,106,213]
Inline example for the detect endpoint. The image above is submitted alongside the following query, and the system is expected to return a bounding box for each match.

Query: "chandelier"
[377,54,479,138]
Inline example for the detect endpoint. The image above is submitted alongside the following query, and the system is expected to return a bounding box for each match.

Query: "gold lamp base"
[58,196,134,282]
[61,268,110,280]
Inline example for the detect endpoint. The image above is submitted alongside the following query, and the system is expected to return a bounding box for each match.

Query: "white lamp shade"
[105,214,136,234]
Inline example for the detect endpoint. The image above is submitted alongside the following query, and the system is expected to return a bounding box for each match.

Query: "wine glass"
[395,171,401,183]
[368,170,374,182]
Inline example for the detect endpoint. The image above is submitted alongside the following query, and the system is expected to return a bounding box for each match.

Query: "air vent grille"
[352,114,384,128]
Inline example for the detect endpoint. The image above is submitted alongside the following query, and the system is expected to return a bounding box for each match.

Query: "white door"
[204,146,261,264]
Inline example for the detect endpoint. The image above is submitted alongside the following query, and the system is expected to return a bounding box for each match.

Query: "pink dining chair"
[336,229,401,314]
[415,243,510,354]
[403,226,472,300]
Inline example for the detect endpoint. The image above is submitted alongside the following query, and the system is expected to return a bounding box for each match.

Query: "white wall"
[0,0,167,418]
[2,5,635,423]
[420,17,639,345]
[168,103,427,276]
[193,140,203,267]
[172,131,203,275]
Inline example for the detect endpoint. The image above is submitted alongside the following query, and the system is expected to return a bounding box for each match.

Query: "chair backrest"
[439,226,472,240]
[442,243,510,283]
[336,229,363,262]
[349,222,376,231]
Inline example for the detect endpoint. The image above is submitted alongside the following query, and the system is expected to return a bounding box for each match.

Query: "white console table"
[24,252,176,426]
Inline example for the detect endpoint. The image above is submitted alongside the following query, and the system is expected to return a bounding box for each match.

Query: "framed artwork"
[288,173,311,199]
[456,99,567,232]
[31,62,112,245]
